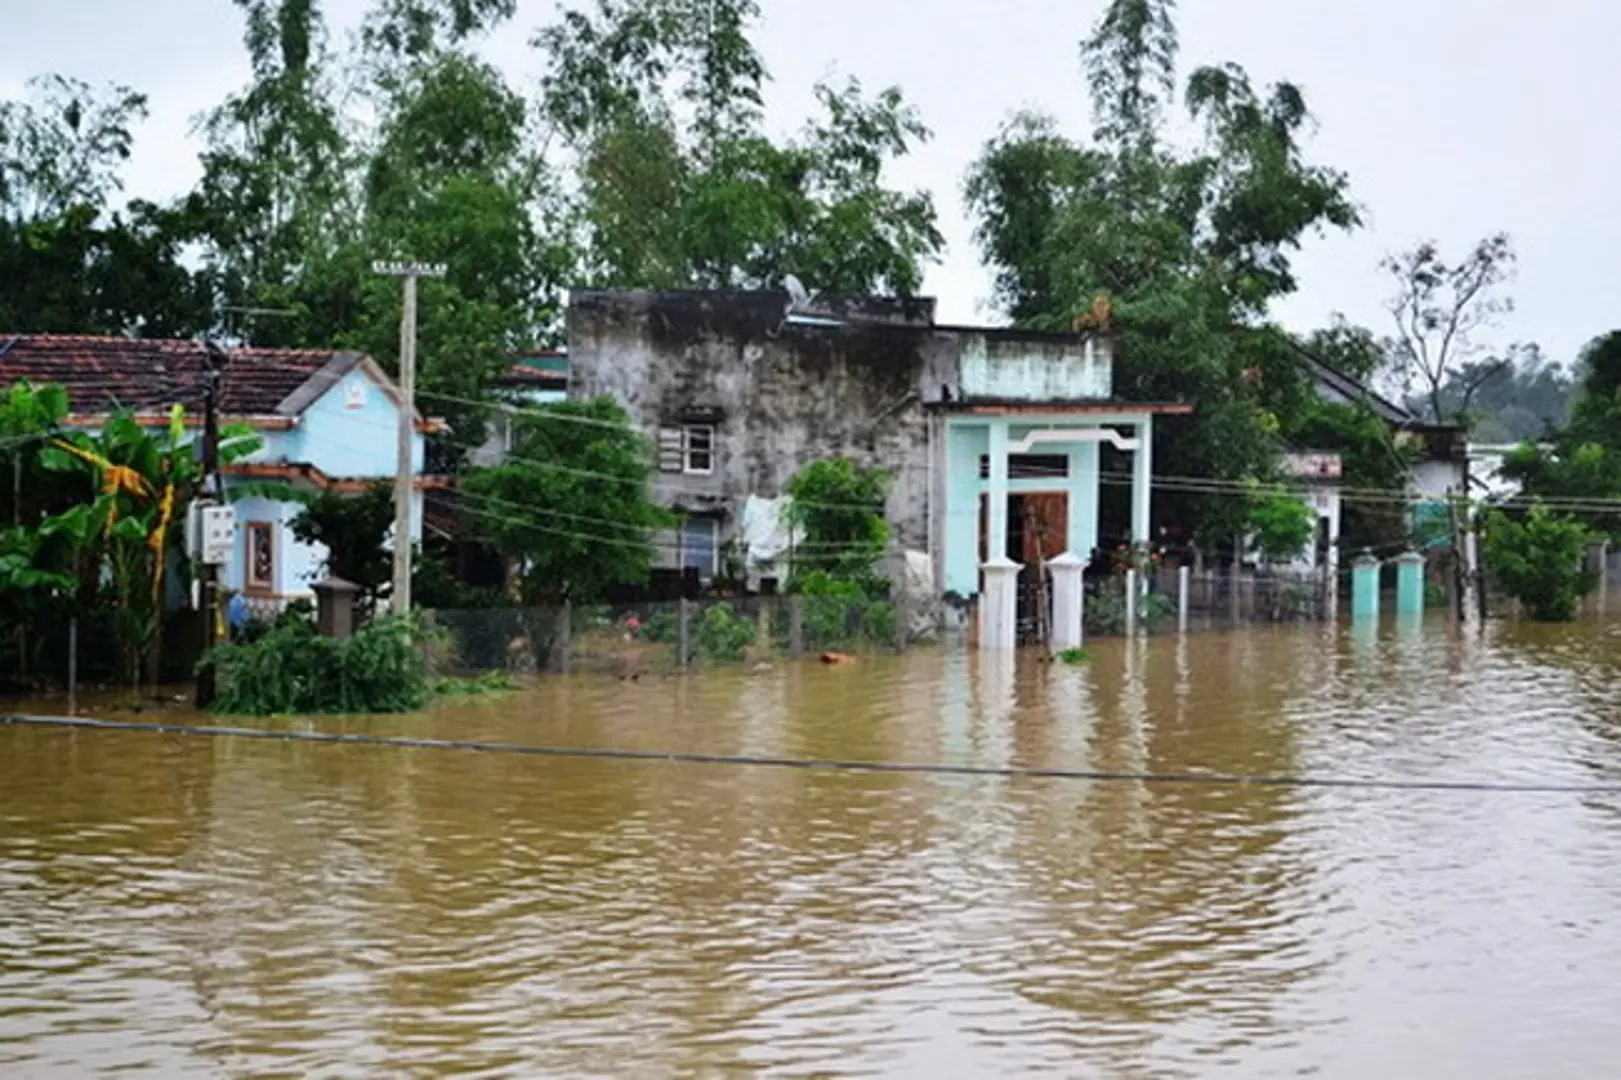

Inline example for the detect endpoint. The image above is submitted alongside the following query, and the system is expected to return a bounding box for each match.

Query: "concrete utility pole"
[373,260,445,618]
[196,342,226,708]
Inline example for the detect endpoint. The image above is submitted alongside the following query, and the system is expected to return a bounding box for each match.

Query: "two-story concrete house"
[566,289,1191,646]
[0,335,438,614]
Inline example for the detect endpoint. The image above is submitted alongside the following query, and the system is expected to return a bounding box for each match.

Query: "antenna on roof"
[220,306,297,348]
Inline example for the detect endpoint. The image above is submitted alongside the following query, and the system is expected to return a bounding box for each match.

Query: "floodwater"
[4,619,1621,1078]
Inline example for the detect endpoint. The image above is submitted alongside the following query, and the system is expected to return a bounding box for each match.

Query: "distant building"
[468,350,568,468]
[1288,346,1472,567]
[566,288,1189,639]
[0,334,441,615]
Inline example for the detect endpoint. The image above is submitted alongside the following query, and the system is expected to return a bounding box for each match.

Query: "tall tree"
[966,0,1358,545]
[536,0,941,295]
[0,76,210,336]
[185,0,348,321]
[1382,232,1518,426]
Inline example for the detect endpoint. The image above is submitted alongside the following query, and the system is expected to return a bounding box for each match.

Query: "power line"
[5,713,1619,796]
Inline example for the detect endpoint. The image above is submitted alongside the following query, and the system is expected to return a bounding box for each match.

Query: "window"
[245,522,275,593]
[680,517,719,577]
[683,425,714,474]
[657,424,717,475]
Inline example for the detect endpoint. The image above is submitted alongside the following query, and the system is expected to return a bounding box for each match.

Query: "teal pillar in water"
[1351,552,1381,621]
[1395,550,1425,615]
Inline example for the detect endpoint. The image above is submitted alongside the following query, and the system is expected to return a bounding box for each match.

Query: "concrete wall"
[568,290,956,556]
[958,334,1113,400]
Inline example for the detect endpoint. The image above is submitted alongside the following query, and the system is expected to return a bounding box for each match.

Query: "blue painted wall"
[941,418,1102,596]
[280,367,422,478]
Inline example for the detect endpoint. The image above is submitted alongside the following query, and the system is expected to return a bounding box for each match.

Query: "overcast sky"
[4,0,1618,366]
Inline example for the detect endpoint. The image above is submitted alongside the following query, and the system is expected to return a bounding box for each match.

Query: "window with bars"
[977,453,1070,480]
[657,424,717,475]
[245,522,275,593]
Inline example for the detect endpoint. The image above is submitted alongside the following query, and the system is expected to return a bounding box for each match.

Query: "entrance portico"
[939,403,1191,650]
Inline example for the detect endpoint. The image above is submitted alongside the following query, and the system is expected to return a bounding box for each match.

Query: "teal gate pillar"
[1395,550,1425,615]
[1351,551,1381,621]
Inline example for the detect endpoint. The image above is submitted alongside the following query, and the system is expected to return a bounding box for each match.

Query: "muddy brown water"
[4,618,1621,1077]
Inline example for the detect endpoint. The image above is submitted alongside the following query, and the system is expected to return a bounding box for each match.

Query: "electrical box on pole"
[186,501,237,566]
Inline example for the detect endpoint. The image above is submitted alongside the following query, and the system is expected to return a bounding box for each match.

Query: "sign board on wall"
[1281,452,1343,480]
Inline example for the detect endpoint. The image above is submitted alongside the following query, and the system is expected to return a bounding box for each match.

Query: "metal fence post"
[556,599,572,674]
[67,616,78,716]
[678,598,692,669]
[1178,565,1190,634]
[788,595,804,659]
[1125,569,1139,636]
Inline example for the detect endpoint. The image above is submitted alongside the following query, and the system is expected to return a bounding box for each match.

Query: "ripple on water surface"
[4,618,1621,1077]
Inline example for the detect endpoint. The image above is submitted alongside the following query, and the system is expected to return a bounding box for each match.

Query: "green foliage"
[693,603,754,662]
[1483,504,1595,622]
[211,615,432,714]
[1056,646,1091,665]
[1247,491,1316,563]
[1282,395,1417,553]
[1085,588,1174,636]
[538,0,942,295]
[966,1,1358,546]
[289,482,395,609]
[1499,331,1621,538]
[433,670,514,696]
[460,396,670,602]
[784,458,890,587]
[795,570,897,648]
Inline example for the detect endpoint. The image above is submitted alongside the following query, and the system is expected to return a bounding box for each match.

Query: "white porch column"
[979,417,1021,650]
[1048,552,1086,653]
[1131,414,1153,547]
[980,557,1021,651]
[986,418,1011,562]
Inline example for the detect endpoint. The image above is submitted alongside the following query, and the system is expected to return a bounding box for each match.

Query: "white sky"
[3,0,1618,366]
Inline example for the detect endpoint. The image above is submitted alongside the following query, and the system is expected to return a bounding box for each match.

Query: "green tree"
[1499,331,1621,536]
[0,76,211,336]
[783,457,890,590]
[965,0,1358,547]
[1483,503,1594,622]
[460,397,669,602]
[1247,490,1315,564]
[289,482,395,611]
[537,0,942,295]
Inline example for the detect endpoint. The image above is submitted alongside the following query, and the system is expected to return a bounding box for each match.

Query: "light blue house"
[0,335,436,615]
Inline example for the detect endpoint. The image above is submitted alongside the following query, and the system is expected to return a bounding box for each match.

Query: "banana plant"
[43,405,263,687]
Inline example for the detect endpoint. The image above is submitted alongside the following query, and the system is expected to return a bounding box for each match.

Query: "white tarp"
[739,495,796,569]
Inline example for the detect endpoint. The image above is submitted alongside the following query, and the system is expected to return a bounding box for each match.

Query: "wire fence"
[427,593,910,677]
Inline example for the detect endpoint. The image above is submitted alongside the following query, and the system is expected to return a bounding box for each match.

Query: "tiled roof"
[490,351,567,392]
[0,334,364,417]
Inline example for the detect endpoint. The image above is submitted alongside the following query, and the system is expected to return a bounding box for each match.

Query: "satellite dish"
[783,273,816,311]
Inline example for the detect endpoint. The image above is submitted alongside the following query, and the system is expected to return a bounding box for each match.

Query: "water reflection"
[5,620,1621,1075]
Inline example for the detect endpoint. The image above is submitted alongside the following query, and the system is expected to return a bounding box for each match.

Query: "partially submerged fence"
[428,593,908,678]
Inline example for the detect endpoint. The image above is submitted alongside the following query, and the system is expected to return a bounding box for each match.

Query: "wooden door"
[1019,492,1068,566]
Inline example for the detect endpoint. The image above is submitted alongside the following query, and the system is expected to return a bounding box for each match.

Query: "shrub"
[694,603,756,662]
[210,616,431,715]
[1085,587,1174,636]
[1484,504,1595,622]
[796,569,896,647]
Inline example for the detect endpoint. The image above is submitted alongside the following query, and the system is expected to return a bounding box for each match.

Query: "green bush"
[210,616,431,715]
[796,569,896,647]
[1484,504,1596,622]
[694,603,756,662]
[1085,586,1174,636]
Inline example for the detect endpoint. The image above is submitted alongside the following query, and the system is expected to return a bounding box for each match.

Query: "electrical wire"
[5,713,1619,796]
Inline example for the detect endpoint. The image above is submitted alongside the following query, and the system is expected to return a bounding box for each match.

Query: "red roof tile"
[0,334,365,417]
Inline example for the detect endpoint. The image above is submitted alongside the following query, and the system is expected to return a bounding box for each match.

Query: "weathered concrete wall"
[568,290,954,558]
